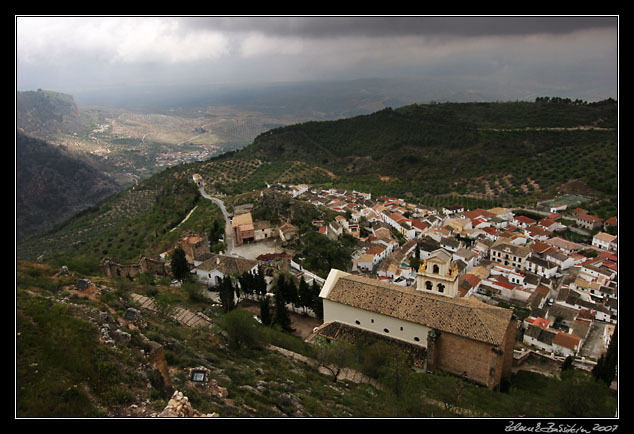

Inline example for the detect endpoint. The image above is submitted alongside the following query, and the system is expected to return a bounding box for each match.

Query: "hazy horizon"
[16,16,619,108]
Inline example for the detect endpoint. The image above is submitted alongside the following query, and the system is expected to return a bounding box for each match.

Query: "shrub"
[220,308,270,351]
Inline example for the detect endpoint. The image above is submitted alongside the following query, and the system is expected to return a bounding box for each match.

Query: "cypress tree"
[311,280,323,319]
[298,276,311,313]
[561,355,574,373]
[170,247,190,281]
[219,275,235,313]
[592,326,617,386]
[273,288,293,332]
[259,295,272,327]
[255,265,267,296]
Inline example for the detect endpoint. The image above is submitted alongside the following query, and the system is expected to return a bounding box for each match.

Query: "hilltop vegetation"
[239,99,617,203]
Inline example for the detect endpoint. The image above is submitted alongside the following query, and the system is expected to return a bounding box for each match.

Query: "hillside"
[16,98,619,262]
[15,98,620,419]
[16,132,120,243]
[16,260,617,418]
[239,99,618,200]
[16,89,82,136]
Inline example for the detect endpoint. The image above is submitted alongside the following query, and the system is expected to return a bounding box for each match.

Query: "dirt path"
[170,205,198,232]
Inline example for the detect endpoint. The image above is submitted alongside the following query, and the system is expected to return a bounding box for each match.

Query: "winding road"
[198,183,234,255]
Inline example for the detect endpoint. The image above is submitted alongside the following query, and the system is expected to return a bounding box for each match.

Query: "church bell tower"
[416,248,460,298]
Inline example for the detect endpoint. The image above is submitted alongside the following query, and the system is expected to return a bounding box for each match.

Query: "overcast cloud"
[15,15,618,103]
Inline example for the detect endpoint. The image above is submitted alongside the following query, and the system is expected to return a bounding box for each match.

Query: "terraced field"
[194,159,337,195]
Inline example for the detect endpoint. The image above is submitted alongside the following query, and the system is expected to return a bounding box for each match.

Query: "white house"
[552,332,582,357]
[487,207,514,221]
[545,250,576,271]
[453,247,478,271]
[592,232,618,251]
[523,325,556,353]
[357,253,377,272]
[549,204,567,214]
[193,254,259,288]
[524,256,559,279]
[289,184,309,197]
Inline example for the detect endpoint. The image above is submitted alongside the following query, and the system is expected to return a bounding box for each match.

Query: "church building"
[318,269,517,390]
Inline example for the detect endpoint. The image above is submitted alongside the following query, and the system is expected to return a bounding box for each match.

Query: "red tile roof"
[553,332,581,350]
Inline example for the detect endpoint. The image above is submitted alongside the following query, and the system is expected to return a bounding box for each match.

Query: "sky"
[15,15,619,104]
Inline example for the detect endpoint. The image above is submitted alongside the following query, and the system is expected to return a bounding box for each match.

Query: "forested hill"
[238,99,617,197]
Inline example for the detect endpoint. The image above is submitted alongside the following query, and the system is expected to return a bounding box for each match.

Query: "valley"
[47,104,293,187]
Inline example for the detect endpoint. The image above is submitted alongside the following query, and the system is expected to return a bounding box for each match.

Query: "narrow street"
[198,183,234,255]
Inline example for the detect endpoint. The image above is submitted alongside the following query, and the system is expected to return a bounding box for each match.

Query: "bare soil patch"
[237,299,323,340]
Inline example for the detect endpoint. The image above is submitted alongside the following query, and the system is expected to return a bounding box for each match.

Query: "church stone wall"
[433,318,517,390]
[435,331,498,388]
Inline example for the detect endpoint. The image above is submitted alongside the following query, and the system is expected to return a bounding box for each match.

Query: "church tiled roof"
[323,273,514,346]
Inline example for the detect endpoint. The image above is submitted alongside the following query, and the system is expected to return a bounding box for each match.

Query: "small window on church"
[433,264,440,274]
[355,320,361,325]
[384,328,389,333]
[414,337,420,342]
[400,326,403,331]
[371,319,374,323]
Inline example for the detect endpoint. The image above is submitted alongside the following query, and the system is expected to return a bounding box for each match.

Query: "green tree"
[561,355,574,373]
[378,347,415,400]
[136,271,155,286]
[272,288,293,332]
[285,276,298,309]
[183,281,205,303]
[410,243,421,271]
[259,295,273,327]
[219,275,236,313]
[170,247,190,281]
[238,271,254,300]
[153,293,176,319]
[255,266,268,296]
[592,326,617,386]
[297,276,312,313]
[310,280,323,319]
[556,370,613,417]
[221,308,269,350]
[314,340,355,383]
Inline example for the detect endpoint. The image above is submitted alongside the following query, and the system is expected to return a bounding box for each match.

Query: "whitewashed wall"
[322,299,430,347]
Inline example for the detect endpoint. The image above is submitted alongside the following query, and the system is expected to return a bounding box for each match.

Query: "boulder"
[157,391,219,417]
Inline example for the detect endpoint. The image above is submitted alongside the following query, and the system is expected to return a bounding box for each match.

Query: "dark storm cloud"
[179,15,617,39]
[16,16,618,103]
